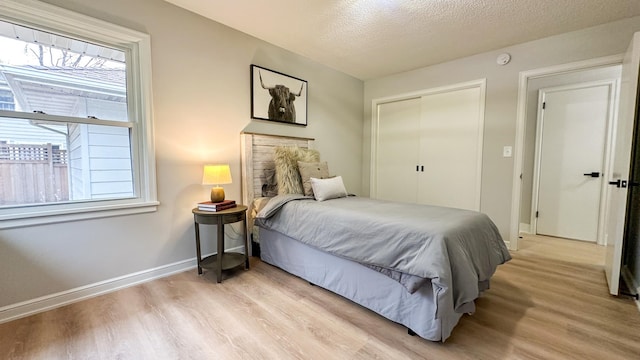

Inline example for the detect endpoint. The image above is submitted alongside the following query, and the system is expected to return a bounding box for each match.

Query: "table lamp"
[202,164,232,202]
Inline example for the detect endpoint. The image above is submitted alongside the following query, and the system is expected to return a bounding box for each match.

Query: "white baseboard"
[0,246,245,324]
[519,223,531,234]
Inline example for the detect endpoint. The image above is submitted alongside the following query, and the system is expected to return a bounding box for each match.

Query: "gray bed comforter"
[255,194,511,317]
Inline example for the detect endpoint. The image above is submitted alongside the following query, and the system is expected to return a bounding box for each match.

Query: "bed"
[240,132,511,342]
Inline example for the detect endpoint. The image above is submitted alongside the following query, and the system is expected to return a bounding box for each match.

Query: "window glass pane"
[0,20,128,121]
[0,87,14,111]
[0,117,133,206]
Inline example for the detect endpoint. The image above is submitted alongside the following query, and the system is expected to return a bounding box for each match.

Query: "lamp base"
[210,187,225,203]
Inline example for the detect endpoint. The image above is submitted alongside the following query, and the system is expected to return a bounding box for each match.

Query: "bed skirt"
[258,227,465,341]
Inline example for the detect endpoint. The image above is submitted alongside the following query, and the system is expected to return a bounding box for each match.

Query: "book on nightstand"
[197,200,237,211]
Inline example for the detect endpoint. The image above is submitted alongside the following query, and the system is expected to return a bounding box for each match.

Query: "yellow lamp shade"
[202,164,232,202]
[202,164,232,185]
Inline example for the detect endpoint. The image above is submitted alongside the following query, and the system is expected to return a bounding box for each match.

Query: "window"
[0,86,14,111]
[0,0,157,228]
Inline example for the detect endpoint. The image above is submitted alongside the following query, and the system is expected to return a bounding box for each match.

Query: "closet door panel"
[418,87,482,210]
[376,98,420,202]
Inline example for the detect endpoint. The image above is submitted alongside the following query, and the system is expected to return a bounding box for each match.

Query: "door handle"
[609,179,621,187]
[584,172,600,178]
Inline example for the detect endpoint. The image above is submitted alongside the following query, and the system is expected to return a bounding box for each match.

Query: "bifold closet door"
[374,85,483,210]
[418,87,482,210]
[376,97,420,203]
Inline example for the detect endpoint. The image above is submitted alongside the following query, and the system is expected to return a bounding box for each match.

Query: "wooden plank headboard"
[240,132,314,208]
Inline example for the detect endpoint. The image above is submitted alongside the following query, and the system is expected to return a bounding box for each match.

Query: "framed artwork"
[251,65,308,126]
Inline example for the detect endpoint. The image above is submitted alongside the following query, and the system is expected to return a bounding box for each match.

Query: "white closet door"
[375,98,420,203]
[418,87,482,210]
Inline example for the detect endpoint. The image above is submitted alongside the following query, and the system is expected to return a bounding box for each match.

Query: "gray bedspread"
[255,194,511,317]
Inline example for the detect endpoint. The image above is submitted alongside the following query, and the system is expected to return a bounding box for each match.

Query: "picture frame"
[251,65,308,126]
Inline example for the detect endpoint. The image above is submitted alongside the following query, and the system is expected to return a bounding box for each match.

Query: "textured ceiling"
[164,0,640,80]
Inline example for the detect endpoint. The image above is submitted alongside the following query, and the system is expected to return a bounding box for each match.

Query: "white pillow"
[310,176,348,201]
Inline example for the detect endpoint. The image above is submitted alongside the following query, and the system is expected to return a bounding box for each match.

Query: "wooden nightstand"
[192,205,249,283]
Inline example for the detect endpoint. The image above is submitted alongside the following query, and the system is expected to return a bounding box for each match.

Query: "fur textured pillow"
[297,161,330,196]
[274,146,320,194]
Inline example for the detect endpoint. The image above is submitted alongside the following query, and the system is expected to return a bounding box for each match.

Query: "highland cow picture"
[251,65,307,126]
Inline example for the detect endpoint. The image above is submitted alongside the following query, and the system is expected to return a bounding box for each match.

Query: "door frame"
[370,79,486,210]
[529,80,619,244]
[510,54,624,250]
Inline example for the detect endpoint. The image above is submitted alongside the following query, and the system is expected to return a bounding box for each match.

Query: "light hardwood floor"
[1,235,639,360]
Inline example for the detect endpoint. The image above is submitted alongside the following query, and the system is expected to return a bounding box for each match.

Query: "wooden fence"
[0,142,69,205]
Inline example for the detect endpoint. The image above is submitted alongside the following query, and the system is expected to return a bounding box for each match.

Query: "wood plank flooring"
[1,236,639,359]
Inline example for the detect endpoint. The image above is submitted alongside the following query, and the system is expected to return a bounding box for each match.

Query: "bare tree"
[24,44,107,68]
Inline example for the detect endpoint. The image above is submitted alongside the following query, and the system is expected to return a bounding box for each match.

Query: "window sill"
[0,201,160,229]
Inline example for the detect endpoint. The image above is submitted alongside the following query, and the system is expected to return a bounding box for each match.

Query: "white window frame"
[0,0,158,229]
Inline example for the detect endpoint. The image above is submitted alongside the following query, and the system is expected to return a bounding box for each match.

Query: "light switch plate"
[503,146,513,158]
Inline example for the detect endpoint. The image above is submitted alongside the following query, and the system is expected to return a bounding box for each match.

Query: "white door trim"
[529,80,619,245]
[370,79,486,210]
[510,54,624,250]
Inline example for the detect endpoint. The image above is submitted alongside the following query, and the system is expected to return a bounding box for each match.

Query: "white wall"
[363,16,640,242]
[0,0,363,309]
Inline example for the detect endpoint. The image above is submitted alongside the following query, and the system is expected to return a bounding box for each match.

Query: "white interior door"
[605,32,640,295]
[375,97,420,203]
[534,83,611,242]
[418,86,483,210]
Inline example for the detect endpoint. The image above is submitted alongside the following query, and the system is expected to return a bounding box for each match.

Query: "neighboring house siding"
[69,125,133,200]
[0,118,67,147]
[68,123,89,199]
[86,124,133,199]
[86,98,127,121]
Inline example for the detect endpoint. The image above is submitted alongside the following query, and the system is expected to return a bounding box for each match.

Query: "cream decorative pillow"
[274,146,320,194]
[297,161,330,196]
[310,176,348,201]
